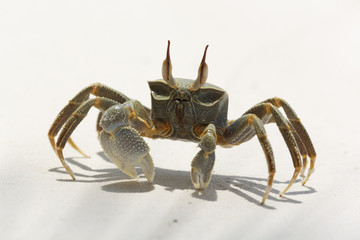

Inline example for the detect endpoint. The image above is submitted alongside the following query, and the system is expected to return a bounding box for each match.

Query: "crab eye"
[196,88,225,105]
[148,81,171,99]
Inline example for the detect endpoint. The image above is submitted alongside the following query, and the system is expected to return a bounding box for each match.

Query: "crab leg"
[289,124,308,178]
[223,114,275,205]
[67,137,90,158]
[261,97,316,184]
[244,102,303,195]
[55,97,119,179]
[48,83,131,156]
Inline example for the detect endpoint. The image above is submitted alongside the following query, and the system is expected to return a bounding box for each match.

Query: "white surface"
[1,1,360,239]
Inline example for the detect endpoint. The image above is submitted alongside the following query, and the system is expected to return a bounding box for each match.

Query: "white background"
[1,1,360,239]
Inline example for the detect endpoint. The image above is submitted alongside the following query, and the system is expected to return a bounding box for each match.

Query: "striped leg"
[48,83,131,156]
[244,102,306,195]
[223,114,275,205]
[261,97,316,185]
[55,97,119,179]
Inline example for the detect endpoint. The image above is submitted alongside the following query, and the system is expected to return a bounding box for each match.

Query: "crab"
[48,41,316,205]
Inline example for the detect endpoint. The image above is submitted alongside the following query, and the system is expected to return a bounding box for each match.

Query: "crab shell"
[148,78,229,140]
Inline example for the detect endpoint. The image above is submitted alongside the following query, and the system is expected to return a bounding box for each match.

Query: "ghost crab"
[48,41,316,205]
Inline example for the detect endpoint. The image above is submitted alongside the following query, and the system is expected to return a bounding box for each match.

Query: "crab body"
[149,78,228,141]
[48,41,317,205]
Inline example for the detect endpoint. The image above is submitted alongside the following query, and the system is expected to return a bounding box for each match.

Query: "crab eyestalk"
[190,45,209,91]
[162,40,178,89]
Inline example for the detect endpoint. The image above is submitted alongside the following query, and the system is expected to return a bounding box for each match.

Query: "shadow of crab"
[49,152,316,208]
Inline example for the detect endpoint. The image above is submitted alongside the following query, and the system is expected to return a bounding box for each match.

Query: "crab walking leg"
[242,104,308,170]
[48,83,131,155]
[98,100,155,182]
[288,124,308,178]
[191,124,217,190]
[262,97,316,184]
[223,114,275,205]
[55,97,119,179]
[244,103,302,195]
[67,137,90,158]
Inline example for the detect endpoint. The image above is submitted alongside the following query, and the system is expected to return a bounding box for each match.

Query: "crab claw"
[99,124,155,183]
[191,150,215,189]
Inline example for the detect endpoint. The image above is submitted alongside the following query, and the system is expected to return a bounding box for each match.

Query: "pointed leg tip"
[63,165,76,180]
[302,168,315,185]
[280,168,301,197]
[280,186,290,197]
[55,148,76,180]
[260,195,268,205]
[67,138,90,158]
[78,151,90,158]
[301,177,310,186]
[65,165,76,180]
[78,149,90,158]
